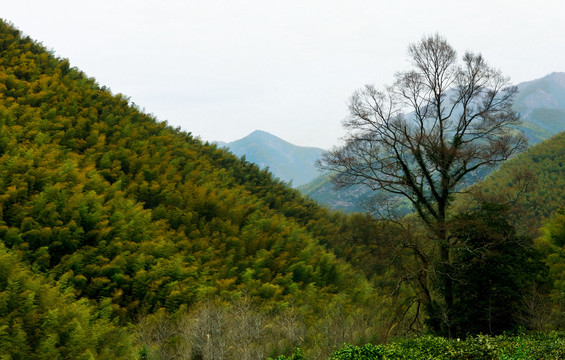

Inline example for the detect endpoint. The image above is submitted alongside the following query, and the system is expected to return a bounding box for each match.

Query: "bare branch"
[317,34,527,333]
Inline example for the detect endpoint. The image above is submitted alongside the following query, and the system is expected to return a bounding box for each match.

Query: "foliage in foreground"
[0,243,134,359]
[272,333,565,360]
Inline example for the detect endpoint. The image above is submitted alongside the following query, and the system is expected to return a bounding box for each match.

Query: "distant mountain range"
[514,72,565,143]
[217,130,324,187]
[221,73,565,212]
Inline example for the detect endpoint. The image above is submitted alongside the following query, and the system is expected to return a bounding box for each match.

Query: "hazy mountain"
[301,72,565,212]
[298,172,372,213]
[221,130,324,187]
[515,72,565,143]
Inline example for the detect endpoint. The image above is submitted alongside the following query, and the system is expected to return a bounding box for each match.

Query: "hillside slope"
[0,19,391,357]
[468,131,565,224]
[0,243,134,358]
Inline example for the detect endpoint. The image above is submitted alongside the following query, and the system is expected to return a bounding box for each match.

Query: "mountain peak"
[223,130,324,187]
[245,130,284,143]
[249,129,273,137]
[518,72,565,90]
[544,71,565,82]
[544,72,565,88]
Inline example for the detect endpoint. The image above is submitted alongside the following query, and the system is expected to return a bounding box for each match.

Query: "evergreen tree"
[449,203,546,336]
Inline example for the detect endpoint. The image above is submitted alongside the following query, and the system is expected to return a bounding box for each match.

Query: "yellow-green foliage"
[0,19,399,356]
[0,243,135,359]
[475,131,565,223]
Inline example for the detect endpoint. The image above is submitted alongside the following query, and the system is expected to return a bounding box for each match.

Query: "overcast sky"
[3,0,565,148]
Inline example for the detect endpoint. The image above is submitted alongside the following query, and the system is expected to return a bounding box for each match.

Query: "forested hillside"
[464,131,565,226]
[0,20,400,359]
[460,132,565,332]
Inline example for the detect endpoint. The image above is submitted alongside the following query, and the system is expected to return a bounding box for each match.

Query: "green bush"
[268,347,306,360]
[274,333,565,360]
[329,344,388,359]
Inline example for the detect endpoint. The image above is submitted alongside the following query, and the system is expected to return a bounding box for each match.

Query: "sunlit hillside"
[0,19,397,359]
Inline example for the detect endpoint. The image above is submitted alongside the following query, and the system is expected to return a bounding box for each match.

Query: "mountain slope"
[0,19,392,357]
[515,72,565,143]
[468,131,565,223]
[299,172,373,213]
[223,130,324,187]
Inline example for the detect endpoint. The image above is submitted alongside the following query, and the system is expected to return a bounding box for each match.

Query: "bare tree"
[226,296,266,360]
[180,302,228,360]
[318,34,526,334]
[137,297,307,360]
[137,309,192,360]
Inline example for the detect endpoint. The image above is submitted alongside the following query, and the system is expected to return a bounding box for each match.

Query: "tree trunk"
[438,221,453,337]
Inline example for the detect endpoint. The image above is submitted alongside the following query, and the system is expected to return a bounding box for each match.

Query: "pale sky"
[3,0,565,149]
